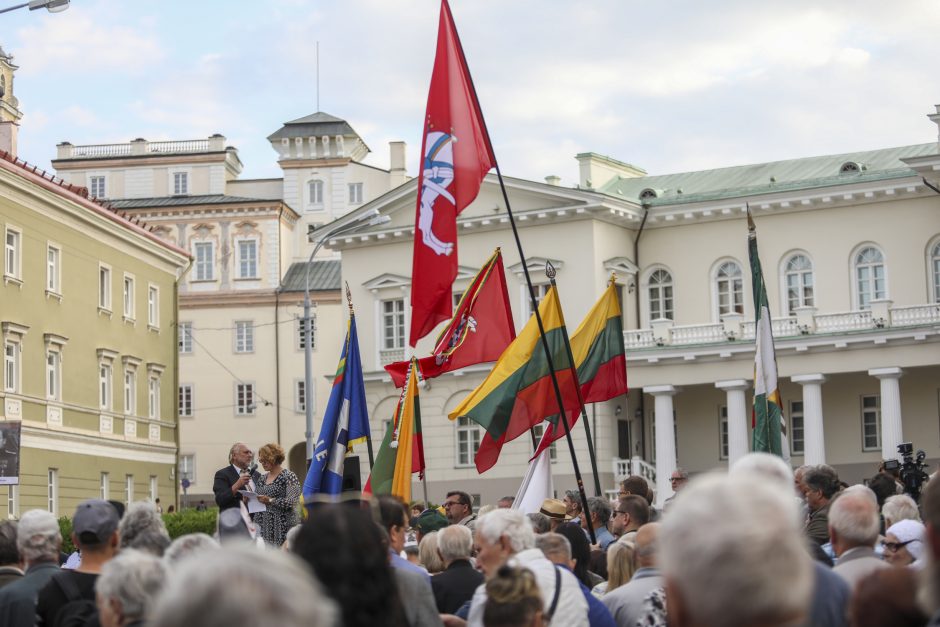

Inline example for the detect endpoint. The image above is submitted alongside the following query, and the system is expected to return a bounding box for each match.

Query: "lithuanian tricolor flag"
[364,359,422,501]
[532,279,627,458]
[449,286,579,473]
[748,211,787,458]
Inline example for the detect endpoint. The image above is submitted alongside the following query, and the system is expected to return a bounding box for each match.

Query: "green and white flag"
[747,210,788,459]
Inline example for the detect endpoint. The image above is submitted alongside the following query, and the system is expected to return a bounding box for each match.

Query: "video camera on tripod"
[883,442,929,502]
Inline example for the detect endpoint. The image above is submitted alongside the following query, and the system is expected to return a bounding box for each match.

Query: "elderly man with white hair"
[0,510,63,625]
[96,549,167,627]
[883,494,921,529]
[829,487,889,589]
[432,524,484,615]
[662,472,814,627]
[465,508,588,627]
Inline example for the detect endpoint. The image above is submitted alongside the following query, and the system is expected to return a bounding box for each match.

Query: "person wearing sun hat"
[538,498,570,532]
[884,519,927,569]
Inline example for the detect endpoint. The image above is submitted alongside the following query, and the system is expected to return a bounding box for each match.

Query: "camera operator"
[884,443,930,503]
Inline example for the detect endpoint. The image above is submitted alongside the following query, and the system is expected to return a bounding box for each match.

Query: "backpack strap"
[546,565,562,620]
[53,573,84,603]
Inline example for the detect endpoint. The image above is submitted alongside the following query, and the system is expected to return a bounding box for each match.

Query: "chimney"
[0,120,17,157]
[544,175,561,186]
[389,141,407,186]
[575,152,646,189]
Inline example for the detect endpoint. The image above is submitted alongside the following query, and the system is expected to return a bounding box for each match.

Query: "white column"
[791,374,827,465]
[644,385,678,507]
[715,379,749,466]
[869,367,904,460]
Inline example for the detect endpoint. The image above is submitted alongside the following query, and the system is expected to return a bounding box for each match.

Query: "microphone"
[248,463,258,476]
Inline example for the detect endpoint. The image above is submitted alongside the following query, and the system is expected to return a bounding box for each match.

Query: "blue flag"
[303,314,370,498]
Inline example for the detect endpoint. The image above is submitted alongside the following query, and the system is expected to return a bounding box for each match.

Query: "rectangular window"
[3,341,17,393]
[524,284,551,319]
[382,299,405,350]
[179,454,195,484]
[148,285,159,328]
[100,472,109,500]
[179,384,193,417]
[235,321,254,353]
[295,380,306,413]
[149,376,160,420]
[456,416,482,467]
[236,383,255,415]
[125,474,134,507]
[297,316,316,351]
[7,484,18,518]
[193,242,214,281]
[124,368,137,415]
[237,240,258,279]
[48,469,59,516]
[99,363,113,410]
[4,227,20,280]
[99,264,112,311]
[178,322,193,354]
[173,172,188,195]
[150,475,158,502]
[123,274,135,320]
[790,400,805,456]
[46,245,61,294]
[309,180,324,205]
[719,406,729,460]
[862,395,881,451]
[46,350,60,401]
[348,182,363,204]
[531,422,557,461]
[89,176,106,198]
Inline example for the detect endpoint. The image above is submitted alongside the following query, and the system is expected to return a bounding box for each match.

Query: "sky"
[2,0,939,185]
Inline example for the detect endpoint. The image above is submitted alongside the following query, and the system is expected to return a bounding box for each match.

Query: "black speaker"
[342,456,361,492]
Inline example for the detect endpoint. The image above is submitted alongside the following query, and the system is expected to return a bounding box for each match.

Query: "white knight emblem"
[419,131,457,256]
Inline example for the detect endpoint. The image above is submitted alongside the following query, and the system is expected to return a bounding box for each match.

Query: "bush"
[161,508,217,539]
[58,517,75,555]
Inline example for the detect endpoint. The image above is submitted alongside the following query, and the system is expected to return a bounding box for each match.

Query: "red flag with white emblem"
[409,0,496,347]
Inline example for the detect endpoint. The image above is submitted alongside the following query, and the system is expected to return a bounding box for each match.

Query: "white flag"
[512,449,554,515]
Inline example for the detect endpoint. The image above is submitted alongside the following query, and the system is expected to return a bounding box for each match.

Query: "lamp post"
[0,0,70,14]
[303,210,390,462]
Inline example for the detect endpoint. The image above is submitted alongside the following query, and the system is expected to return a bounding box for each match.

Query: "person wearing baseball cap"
[36,499,120,626]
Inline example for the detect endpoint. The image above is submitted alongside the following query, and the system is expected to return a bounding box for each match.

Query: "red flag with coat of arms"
[409,0,496,347]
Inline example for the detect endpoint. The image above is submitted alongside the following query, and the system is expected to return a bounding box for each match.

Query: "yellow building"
[0,49,190,516]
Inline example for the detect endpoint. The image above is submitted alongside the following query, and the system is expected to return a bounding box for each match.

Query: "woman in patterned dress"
[255,443,301,546]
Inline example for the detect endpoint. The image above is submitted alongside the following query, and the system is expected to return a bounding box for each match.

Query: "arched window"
[854,246,885,309]
[932,242,940,303]
[784,254,814,314]
[715,261,744,316]
[648,269,673,321]
[308,180,324,206]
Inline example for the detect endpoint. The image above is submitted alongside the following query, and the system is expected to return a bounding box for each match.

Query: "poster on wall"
[0,421,21,485]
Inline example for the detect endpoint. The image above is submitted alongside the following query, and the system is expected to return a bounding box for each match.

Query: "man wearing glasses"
[444,490,476,527]
[663,468,689,512]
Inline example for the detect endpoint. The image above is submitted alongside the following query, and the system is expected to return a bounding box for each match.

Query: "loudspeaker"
[342,456,361,492]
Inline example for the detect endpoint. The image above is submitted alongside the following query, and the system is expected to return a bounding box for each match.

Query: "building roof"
[267,111,360,142]
[280,259,342,292]
[599,142,939,204]
[108,194,281,209]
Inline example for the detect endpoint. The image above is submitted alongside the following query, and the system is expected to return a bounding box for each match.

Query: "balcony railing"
[70,143,132,158]
[626,300,938,348]
[612,457,657,484]
[58,135,226,160]
[379,348,405,366]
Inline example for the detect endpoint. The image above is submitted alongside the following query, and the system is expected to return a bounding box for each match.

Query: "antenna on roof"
[316,41,320,112]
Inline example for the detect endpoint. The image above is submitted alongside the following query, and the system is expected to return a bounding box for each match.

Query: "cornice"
[180,287,340,308]
[52,152,230,170]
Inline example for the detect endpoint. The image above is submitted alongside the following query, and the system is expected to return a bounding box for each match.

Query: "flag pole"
[545,262,603,497]
[443,0,593,540]
[347,283,376,470]
[415,359,430,506]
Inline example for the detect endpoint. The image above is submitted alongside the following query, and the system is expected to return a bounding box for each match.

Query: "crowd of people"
[3,444,940,626]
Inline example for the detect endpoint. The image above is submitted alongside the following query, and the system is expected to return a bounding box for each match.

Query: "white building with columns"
[328,105,940,506]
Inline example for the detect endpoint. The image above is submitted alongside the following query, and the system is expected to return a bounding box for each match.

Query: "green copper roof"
[599,143,939,204]
[280,259,341,292]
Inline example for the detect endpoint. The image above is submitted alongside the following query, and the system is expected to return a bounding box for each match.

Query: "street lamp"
[0,0,70,15]
[303,209,391,462]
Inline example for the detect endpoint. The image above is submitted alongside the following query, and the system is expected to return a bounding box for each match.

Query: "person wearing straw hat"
[538,499,570,532]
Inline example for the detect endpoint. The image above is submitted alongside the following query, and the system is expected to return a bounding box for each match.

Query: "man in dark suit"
[213,442,260,511]
[431,524,483,614]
